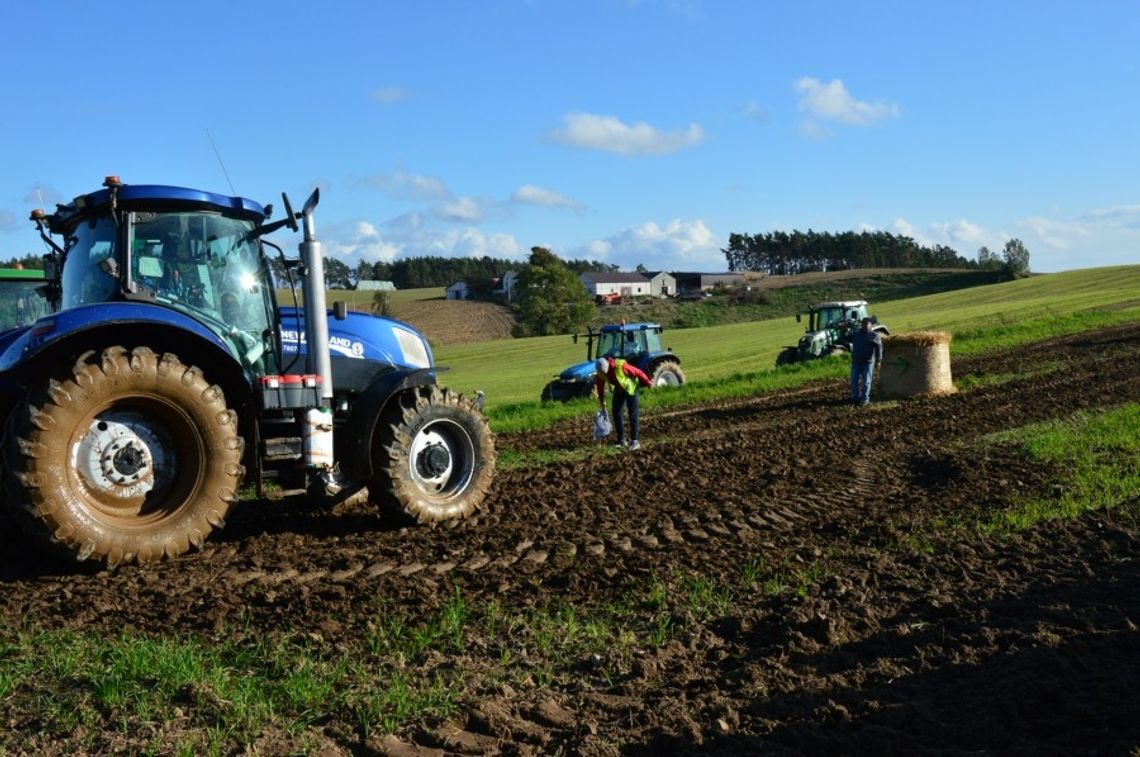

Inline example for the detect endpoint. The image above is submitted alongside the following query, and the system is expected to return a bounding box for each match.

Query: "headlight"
[393,327,431,368]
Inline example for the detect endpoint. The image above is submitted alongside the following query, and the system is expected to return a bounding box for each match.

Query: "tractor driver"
[162,232,207,307]
[595,355,653,451]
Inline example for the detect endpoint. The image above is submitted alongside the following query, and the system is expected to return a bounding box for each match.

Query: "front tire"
[2,347,244,566]
[373,385,495,523]
[775,347,799,366]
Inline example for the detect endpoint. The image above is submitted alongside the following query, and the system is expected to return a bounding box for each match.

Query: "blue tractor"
[0,177,495,566]
[541,322,685,401]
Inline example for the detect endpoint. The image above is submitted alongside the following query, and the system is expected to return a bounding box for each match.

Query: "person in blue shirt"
[849,318,883,406]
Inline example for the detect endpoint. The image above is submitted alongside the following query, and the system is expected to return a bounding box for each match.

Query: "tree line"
[722,230,976,274]
[266,254,618,292]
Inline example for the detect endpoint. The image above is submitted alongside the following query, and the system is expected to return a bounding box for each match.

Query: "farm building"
[445,281,470,300]
[644,271,677,298]
[672,272,745,294]
[579,271,651,299]
[355,279,396,291]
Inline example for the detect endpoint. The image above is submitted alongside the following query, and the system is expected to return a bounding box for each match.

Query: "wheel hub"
[419,443,451,477]
[110,442,148,478]
[73,412,173,500]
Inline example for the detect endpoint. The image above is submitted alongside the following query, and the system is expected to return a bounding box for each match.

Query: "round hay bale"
[877,331,955,399]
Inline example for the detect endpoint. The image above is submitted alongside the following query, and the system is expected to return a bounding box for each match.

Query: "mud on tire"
[650,360,686,387]
[1,346,244,566]
[372,385,495,523]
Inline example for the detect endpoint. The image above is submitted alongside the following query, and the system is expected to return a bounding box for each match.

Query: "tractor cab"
[34,178,279,375]
[594,322,665,362]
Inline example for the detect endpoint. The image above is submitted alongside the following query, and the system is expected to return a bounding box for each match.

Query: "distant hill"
[297,269,1007,346]
[597,268,1007,330]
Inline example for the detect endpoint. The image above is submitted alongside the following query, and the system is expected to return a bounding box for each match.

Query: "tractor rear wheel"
[650,360,686,387]
[1,347,244,566]
[372,385,495,523]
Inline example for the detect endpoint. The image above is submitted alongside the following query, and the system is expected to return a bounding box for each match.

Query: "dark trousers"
[612,390,640,442]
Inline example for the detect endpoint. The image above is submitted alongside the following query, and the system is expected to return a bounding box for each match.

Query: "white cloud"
[370,87,409,103]
[1082,204,1140,228]
[0,209,16,232]
[794,77,899,127]
[931,218,987,244]
[741,101,769,124]
[322,220,402,263]
[511,184,584,212]
[1020,217,1089,250]
[359,168,447,201]
[549,112,704,155]
[436,196,484,223]
[22,185,62,208]
[890,217,935,248]
[581,218,723,270]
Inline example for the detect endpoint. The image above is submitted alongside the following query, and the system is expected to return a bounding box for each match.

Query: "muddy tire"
[776,347,799,366]
[1,347,244,566]
[650,360,686,387]
[372,385,495,522]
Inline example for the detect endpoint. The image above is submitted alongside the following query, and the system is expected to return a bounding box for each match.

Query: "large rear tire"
[1,347,244,566]
[650,360,686,387]
[373,385,495,523]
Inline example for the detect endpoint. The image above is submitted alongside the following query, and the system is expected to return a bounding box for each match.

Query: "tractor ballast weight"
[0,177,495,566]
[541,322,685,402]
[775,299,889,366]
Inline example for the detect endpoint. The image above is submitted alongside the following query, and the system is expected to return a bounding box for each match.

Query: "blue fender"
[0,302,246,386]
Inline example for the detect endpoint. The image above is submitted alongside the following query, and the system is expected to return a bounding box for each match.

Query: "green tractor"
[776,299,889,366]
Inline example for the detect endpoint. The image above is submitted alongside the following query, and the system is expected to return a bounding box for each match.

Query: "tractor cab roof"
[42,180,268,234]
[813,300,867,310]
[599,322,662,333]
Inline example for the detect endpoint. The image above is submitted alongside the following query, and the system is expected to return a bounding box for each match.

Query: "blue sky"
[2,0,1138,274]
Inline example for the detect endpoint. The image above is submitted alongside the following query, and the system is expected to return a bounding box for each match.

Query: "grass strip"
[978,403,1140,533]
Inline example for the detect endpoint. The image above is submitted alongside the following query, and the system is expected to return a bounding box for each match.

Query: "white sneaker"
[612,440,628,449]
[628,440,641,451]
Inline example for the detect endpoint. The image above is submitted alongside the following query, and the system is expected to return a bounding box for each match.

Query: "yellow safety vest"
[612,358,638,395]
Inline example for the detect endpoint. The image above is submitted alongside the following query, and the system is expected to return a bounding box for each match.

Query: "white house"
[578,271,651,299]
[645,271,677,298]
[445,281,469,300]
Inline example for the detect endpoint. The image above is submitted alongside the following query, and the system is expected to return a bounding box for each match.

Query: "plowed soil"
[3,322,1140,755]
[392,300,516,345]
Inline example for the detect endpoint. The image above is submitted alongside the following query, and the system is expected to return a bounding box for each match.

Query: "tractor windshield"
[595,327,662,359]
[129,211,277,371]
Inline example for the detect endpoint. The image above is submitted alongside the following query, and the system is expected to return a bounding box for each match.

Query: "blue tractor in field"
[541,322,685,401]
[0,177,495,566]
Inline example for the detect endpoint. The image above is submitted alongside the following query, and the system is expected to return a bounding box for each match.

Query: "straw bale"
[877,331,955,399]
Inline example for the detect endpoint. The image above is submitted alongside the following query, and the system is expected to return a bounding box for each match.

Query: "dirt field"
[2,322,1139,754]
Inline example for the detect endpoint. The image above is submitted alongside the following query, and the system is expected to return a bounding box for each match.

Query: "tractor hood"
[278,306,433,370]
[558,359,597,383]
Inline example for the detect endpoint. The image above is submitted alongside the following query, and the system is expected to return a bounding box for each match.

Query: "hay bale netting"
[877,331,955,400]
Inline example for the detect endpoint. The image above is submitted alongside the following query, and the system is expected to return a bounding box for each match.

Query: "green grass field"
[434,265,1140,414]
